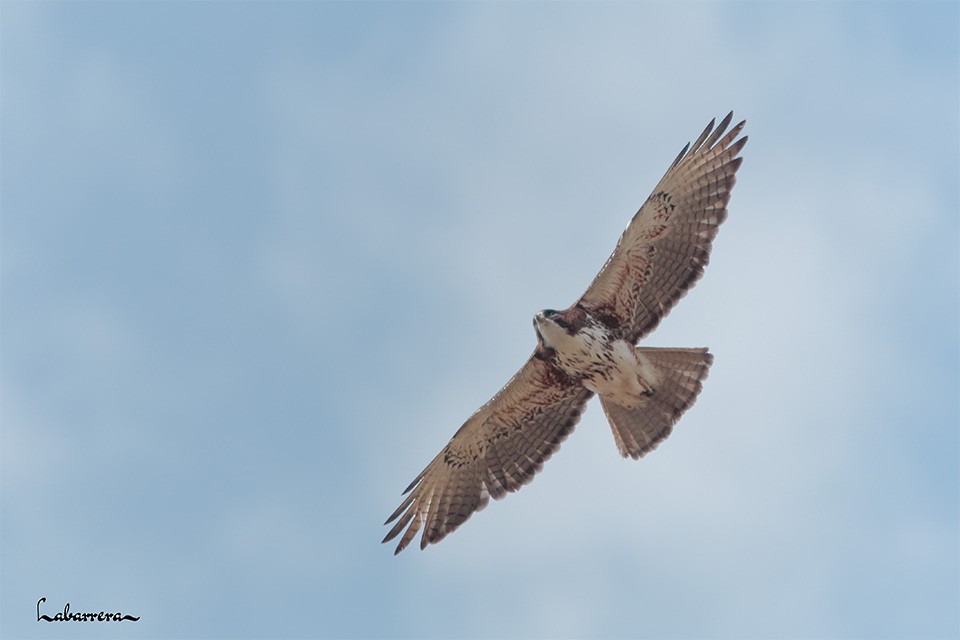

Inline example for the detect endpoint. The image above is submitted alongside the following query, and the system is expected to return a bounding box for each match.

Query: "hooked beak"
[533,309,559,342]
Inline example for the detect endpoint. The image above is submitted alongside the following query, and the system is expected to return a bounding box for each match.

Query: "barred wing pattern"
[383,113,746,554]
[383,356,593,554]
[578,112,747,343]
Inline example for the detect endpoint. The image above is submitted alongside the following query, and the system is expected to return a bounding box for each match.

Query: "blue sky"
[2,2,958,639]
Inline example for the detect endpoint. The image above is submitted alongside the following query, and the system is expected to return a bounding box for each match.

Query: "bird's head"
[533,307,582,349]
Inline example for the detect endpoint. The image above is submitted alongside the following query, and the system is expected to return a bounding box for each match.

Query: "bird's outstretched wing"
[383,355,592,554]
[578,112,747,343]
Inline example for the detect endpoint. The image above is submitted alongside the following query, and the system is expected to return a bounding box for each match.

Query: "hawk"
[384,113,747,554]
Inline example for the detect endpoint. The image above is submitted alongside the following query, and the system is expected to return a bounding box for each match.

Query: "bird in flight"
[383,113,747,554]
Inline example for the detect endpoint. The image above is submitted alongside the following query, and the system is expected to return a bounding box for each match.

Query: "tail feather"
[600,347,713,460]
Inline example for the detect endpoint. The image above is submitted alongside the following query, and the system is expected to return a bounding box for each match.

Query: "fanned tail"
[600,347,713,459]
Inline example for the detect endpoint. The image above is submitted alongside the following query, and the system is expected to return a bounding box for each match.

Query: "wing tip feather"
[730,135,748,156]
[704,111,734,148]
[672,112,747,171]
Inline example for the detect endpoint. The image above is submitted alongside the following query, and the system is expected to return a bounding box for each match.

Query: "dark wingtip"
[670,141,691,169]
[704,112,734,149]
[382,529,408,554]
[717,110,734,131]
[402,471,425,495]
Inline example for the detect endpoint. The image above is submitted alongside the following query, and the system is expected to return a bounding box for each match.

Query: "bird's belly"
[554,338,655,408]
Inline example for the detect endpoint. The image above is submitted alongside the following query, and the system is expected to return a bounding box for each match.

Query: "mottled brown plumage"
[384,113,747,554]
